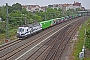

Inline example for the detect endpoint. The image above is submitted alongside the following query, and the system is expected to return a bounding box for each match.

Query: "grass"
[0,34,5,45]
[0,28,17,45]
[73,24,85,60]
[84,58,90,60]
[9,28,17,40]
[72,18,90,60]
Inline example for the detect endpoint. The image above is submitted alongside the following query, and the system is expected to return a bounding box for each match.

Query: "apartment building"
[22,5,45,12]
[22,1,85,12]
[48,1,84,11]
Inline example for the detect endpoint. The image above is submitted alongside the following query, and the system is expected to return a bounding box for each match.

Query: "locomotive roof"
[27,22,40,27]
[18,27,28,29]
[55,18,61,19]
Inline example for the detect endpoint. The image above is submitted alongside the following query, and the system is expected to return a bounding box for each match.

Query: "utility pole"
[5,3,9,43]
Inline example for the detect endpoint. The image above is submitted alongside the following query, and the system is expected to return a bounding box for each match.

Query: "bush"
[0,28,5,33]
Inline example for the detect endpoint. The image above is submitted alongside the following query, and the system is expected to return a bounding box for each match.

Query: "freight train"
[17,14,81,39]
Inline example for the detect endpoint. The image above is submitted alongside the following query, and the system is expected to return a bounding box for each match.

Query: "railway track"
[0,17,87,60]
[0,17,77,52]
[0,17,77,59]
[0,19,71,55]
[25,24,71,60]
[0,20,75,60]
[16,17,86,60]
[53,19,84,60]
[25,17,85,60]
[0,39,21,51]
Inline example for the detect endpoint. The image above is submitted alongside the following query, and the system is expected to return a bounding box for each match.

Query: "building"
[81,7,85,11]
[48,4,63,10]
[62,1,83,11]
[22,5,45,12]
[48,1,84,11]
[22,1,85,12]
[40,6,46,12]
[73,1,82,10]
[62,4,74,11]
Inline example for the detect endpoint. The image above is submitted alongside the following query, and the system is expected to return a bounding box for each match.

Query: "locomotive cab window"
[18,28,24,33]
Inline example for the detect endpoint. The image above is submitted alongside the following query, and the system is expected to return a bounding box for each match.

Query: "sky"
[0,0,90,9]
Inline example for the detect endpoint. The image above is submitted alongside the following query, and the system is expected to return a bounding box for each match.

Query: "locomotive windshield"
[18,28,24,32]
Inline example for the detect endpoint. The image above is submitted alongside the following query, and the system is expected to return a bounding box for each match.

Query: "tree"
[58,8,62,11]
[54,8,57,10]
[12,3,22,11]
[85,30,90,49]
[36,12,45,20]
[86,30,90,38]
[32,15,42,22]
[76,8,81,11]
[8,6,13,13]
[66,9,76,16]
[22,8,28,14]
[0,6,6,21]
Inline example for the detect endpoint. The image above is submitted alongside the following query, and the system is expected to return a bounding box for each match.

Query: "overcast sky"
[0,0,90,9]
